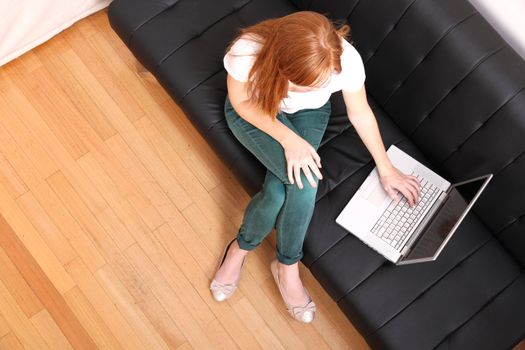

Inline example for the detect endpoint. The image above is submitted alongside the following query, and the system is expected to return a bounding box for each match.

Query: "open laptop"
[335,144,493,265]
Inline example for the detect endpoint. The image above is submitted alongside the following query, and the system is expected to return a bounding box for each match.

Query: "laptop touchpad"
[365,184,387,207]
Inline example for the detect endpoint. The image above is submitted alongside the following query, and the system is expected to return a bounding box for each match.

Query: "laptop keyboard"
[370,171,441,250]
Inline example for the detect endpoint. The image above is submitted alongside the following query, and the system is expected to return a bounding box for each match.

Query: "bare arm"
[343,84,421,206]
[226,73,323,188]
[227,74,296,145]
[342,84,394,176]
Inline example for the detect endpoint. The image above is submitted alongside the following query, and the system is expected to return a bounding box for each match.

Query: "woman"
[210,11,421,323]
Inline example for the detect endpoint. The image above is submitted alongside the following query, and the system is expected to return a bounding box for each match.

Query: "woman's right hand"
[280,132,323,189]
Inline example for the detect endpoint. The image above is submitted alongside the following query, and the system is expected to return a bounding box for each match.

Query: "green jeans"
[224,95,331,265]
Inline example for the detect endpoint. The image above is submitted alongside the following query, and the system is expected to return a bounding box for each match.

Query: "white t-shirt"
[223,34,366,114]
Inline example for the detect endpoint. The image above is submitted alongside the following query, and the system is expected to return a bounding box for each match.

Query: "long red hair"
[225,11,351,119]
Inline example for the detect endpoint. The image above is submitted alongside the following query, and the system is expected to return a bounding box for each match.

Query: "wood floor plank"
[76,151,140,250]
[105,132,190,227]
[158,100,225,191]
[17,189,79,267]
[0,86,59,182]
[30,309,73,350]
[75,13,99,39]
[64,257,147,350]
[63,286,122,349]
[4,61,94,160]
[0,314,10,339]
[46,170,188,348]
[124,243,215,349]
[0,212,96,349]
[131,115,200,211]
[94,264,171,350]
[232,297,283,349]
[34,33,117,142]
[17,178,106,274]
[133,115,229,228]
[0,108,54,193]
[0,151,27,199]
[0,331,25,350]
[61,25,145,124]
[0,84,111,217]
[0,245,44,318]
[0,178,75,295]
[59,44,195,214]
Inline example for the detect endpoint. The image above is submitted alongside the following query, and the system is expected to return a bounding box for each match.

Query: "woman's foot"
[213,239,249,284]
[271,259,316,323]
[276,261,310,306]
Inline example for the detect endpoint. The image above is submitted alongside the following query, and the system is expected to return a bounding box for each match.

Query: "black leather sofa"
[108,0,525,348]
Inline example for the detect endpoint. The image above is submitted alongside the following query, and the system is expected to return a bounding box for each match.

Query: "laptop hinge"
[399,191,448,257]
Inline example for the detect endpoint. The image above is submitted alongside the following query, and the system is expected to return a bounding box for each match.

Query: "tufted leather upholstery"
[109,0,525,348]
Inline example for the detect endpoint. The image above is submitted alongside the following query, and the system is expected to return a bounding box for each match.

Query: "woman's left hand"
[379,165,421,208]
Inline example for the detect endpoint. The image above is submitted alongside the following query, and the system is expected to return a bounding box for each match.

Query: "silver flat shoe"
[210,237,247,302]
[270,259,316,323]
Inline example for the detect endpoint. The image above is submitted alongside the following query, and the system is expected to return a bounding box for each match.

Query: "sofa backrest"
[295,0,525,267]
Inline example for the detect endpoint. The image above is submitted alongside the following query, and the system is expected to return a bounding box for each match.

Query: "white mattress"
[0,0,112,67]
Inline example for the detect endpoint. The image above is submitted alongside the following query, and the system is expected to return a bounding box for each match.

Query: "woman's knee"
[262,178,286,207]
[285,177,319,203]
[291,169,320,192]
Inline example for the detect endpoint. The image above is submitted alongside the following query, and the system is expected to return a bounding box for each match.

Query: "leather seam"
[152,0,256,75]
[383,11,478,107]
[363,0,419,65]
[439,86,525,166]
[409,44,506,137]
[181,68,223,102]
[127,1,179,45]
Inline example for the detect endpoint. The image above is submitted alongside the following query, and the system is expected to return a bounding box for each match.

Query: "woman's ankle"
[231,238,251,254]
[277,261,300,280]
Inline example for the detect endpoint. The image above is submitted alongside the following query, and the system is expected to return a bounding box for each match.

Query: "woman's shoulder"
[224,34,263,82]
[338,37,367,92]
[340,38,363,65]
[227,33,263,56]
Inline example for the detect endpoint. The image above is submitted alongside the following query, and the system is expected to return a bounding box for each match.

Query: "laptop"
[335,144,493,265]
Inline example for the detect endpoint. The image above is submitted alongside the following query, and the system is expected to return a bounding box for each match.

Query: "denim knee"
[285,184,318,223]
[289,169,321,196]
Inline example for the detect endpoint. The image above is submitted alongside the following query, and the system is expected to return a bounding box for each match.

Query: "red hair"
[225,11,351,119]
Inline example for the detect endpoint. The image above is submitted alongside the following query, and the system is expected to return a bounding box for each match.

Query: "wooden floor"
[0,8,370,350]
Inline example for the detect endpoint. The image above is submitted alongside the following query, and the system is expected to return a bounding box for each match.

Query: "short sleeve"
[223,36,261,82]
[340,39,366,93]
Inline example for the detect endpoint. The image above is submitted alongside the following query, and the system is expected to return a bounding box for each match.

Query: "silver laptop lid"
[401,173,493,262]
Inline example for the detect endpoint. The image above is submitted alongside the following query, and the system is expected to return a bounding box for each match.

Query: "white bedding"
[0,0,112,67]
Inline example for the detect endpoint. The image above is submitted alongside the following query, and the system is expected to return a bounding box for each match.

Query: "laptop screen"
[403,176,488,261]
